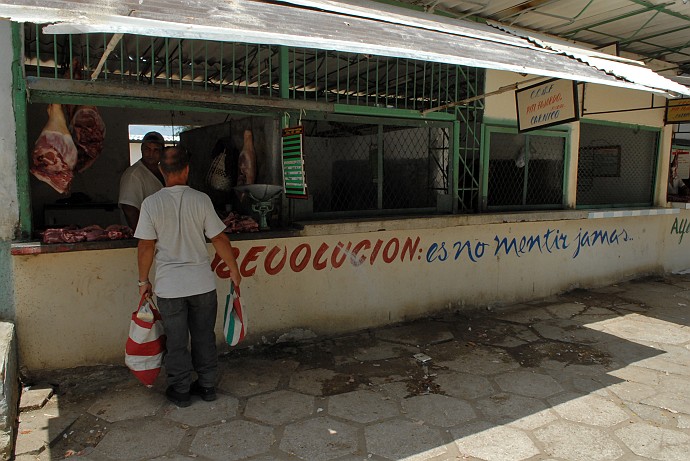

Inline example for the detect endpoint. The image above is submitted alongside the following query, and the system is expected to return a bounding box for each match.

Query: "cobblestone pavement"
[14,274,690,461]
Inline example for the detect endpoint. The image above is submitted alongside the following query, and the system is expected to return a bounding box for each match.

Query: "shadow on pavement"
[15,274,690,460]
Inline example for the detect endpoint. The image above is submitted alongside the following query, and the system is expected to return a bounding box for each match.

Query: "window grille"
[300,117,452,217]
[23,24,483,112]
[577,121,658,207]
[484,128,566,210]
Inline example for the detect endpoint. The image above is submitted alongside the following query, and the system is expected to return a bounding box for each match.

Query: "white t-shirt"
[135,185,227,298]
[118,160,163,210]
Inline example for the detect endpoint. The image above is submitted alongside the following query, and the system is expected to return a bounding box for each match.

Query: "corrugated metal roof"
[391,0,690,75]
[0,0,688,96]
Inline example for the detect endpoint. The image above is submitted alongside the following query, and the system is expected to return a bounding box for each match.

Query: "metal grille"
[23,24,483,111]
[301,119,451,216]
[458,108,483,212]
[24,25,281,96]
[486,129,565,210]
[577,122,658,207]
[287,48,482,111]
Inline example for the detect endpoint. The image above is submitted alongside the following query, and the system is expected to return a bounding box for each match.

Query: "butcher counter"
[10,227,302,255]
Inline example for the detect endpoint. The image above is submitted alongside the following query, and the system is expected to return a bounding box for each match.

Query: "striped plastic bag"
[223,282,246,346]
[125,295,166,387]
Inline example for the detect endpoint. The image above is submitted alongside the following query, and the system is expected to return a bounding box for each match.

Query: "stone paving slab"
[13,274,690,460]
[19,385,54,412]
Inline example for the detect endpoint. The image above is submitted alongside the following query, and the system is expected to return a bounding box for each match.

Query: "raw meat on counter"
[67,105,106,172]
[41,224,133,244]
[42,226,86,244]
[105,224,134,240]
[222,212,259,233]
[30,104,78,194]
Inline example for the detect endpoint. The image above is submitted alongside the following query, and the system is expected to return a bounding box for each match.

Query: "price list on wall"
[282,126,308,199]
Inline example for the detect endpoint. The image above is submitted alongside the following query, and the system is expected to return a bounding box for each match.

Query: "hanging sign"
[282,126,309,199]
[666,98,690,124]
[515,78,579,132]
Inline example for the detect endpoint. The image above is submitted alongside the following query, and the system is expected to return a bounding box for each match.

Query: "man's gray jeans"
[157,290,218,392]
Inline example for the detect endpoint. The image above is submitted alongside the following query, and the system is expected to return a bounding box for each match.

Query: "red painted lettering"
[331,242,350,268]
[265,246,287,275]
[383,238,400,263]
[210,253,222,271]
[215,260,231,279]
[401,237,421,261]
[370,239,384,265]
[351,240,370,265]
[290,243,311,272]
[313,243,330,270]
[240,245,266,277]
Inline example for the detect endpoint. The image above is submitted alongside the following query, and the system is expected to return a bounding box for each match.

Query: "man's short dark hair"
[160,146,190,174]
[142,131,165,147]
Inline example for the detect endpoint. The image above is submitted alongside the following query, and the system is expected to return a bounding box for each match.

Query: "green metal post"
[479,124,489,211]
[279,46,289,100]
[12,22,32,238]
[452,119,460,213]
[377,124,384,210]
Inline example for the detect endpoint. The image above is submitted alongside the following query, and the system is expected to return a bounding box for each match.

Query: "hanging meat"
[30,104,78,194]
[67,104,106,172]
[62,60,106,173]
[237,129,257,186]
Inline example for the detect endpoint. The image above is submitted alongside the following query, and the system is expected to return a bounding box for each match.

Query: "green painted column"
[12,22,31,238]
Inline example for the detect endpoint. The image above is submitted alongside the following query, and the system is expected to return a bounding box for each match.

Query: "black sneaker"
[166,386,191,407]
[190,380,217,402]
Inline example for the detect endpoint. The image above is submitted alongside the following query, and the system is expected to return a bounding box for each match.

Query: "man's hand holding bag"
[223,281,246,346]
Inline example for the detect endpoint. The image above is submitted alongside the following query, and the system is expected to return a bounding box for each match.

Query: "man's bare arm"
[137,239,156,297]
[210,232,242,287]
[121,204,140,231]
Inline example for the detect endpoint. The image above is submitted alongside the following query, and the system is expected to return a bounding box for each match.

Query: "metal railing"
[24,24,484,112]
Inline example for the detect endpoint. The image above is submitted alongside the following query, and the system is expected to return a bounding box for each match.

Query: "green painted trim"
[28,90,277,116]
[452,120,460,213]
[652,130,662,205]
[483,124,570,210]
[333,104,455,121]
[0,241,14,319]
[377,124,384,209]
[563,133,572,207]
[301,111,452,128]
[480,124,489,211]
[12,22,31,239]
[481,117,571,133]
[580,118,661,132]
[279,46,289,99]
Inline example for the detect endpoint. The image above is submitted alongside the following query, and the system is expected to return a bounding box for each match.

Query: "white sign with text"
[516,79,579,132]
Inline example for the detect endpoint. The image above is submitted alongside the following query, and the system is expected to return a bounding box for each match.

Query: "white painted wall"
[12,210,687,370]
[0,21,19,240]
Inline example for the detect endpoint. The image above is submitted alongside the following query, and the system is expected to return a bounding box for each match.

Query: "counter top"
[11,228,302,255]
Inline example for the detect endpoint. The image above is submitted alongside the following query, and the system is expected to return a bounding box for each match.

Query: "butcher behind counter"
[31,115,261,244]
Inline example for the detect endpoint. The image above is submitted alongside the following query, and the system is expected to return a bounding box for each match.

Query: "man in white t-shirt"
[136,146,242,407]
[119,131,166,231]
